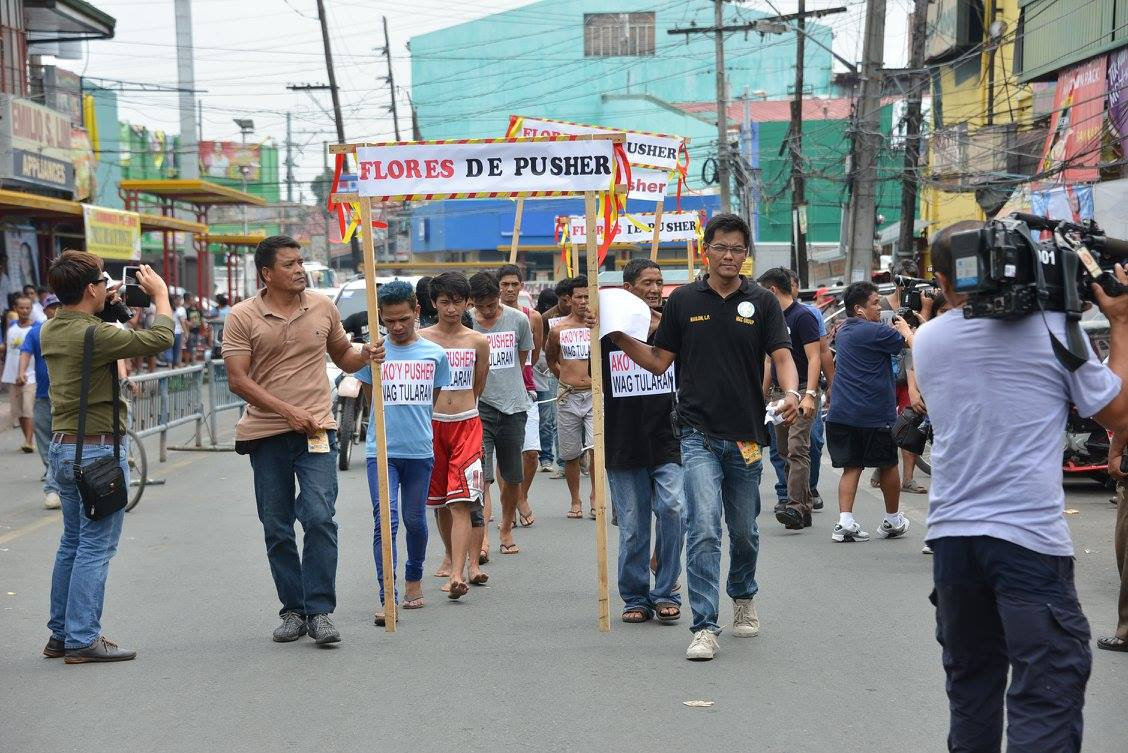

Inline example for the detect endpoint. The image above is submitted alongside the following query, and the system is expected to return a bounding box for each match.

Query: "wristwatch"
[804,389,818,398]
[785,389,802,401]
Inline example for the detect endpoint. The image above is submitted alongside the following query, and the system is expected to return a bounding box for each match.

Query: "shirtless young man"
[497,264,542,528]
[419,273,491,595]
[545,276,595,519]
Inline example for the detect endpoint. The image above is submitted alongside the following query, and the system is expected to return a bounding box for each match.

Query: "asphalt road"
[1,416,1126,752]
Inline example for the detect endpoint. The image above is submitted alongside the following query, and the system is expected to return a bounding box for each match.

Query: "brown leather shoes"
[43,637,65,658]
[64,635,137,664]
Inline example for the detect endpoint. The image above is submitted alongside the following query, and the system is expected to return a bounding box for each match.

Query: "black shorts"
[826,422,898,469]
[479,402,526,484]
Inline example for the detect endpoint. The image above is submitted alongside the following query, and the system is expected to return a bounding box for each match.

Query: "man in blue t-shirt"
[355,281,450,621]
[17,293,61,508]
[826,281,913,542]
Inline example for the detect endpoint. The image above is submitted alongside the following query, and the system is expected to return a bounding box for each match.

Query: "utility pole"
[382,16,401,140]
[789,0,808,284]
[285,111,294,203]
[315,0,361,268]
[897,0,928,267]
[844,0,887,283]
[174,0,199,179]
[712,0,731,212]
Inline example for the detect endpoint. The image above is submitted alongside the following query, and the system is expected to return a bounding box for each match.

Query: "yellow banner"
[82,204,141,261]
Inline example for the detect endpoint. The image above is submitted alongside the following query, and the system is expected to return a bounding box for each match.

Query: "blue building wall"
[412,194,720,254]
[89,85,123,209]
[408,0,834,181]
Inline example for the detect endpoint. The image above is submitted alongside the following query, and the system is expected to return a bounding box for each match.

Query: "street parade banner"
[627,167,671,201]
[564,211,701,245]
[82,204,141,261]
[507,114,684,172]
[354,136,621,200]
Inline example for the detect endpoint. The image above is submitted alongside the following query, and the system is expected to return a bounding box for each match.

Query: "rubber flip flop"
[566,510,583,519]
[654,604,681,623]
[622,609,651,624]
[402,597,425,610]
[469,573,489,585]
[1098,635,1128,652]
[519,510,535,527]
[447,581,469,600]
[499,543,520,555]
[478,551,490,565]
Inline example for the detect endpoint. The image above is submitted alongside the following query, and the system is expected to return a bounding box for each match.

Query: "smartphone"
[122,265,152,308]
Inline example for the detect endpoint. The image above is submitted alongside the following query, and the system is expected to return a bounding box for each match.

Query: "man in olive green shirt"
[40,251,174,664]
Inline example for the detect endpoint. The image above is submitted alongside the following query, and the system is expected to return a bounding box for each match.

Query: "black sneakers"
[63,635,137,664]
[307,614,341,645]
[272,611,308,642]
[43,637,65,659]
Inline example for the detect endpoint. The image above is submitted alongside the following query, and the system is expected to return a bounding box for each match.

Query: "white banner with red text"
[564,211,701,245]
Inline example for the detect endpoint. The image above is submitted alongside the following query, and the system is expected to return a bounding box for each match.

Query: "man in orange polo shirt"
[224,235,382,646]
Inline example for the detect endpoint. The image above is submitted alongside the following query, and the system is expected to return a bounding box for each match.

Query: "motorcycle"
[1063,407,1113,488]
[329,363,369,472]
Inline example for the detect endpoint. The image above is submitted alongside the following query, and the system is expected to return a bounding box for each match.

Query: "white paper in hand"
[598,288,651,341]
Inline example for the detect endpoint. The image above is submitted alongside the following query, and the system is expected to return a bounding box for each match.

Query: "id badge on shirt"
[308,429,330,454]
[736,440,761,466]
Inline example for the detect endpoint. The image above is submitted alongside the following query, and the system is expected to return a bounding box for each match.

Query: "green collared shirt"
[41,310,175,434]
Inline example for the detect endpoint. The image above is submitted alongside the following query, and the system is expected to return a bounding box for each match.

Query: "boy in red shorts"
[421,273,492,596]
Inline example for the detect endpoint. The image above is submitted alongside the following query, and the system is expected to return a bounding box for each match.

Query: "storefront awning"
[24,0,115,43]
[120,179,266,207]
[203,233,266,247]
[0,187,206,234]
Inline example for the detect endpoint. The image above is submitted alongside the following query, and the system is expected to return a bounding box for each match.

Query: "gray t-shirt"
[473,305,533,414]
[914,309,1121,556]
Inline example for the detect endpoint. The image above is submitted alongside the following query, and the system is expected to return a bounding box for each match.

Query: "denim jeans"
[536,387,557,465]
[47,439,129,649]
[34,397,58,493]
[607,463,685,614]
[164,333,182,365]
[248,431,339,616]
[367,456,435,605]
[770,408,825,501]
[681,427,762,634]
[931,536,1090,753]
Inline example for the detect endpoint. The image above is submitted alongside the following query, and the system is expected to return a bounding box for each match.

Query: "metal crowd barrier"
[205,356,245,446]
[127,364,206,461]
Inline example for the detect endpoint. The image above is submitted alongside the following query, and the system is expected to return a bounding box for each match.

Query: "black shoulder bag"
[74,325,128,521]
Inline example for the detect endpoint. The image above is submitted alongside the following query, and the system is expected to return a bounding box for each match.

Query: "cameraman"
[915,222,1128,751]
[39,251,173,663]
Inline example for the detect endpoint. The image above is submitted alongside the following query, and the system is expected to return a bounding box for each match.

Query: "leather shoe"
[43,637,65,658]
[64,635,137,664]
[775,506,805,530]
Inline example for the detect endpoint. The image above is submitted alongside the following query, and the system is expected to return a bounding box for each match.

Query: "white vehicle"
[305,262,342,300]
[333,274,422,332]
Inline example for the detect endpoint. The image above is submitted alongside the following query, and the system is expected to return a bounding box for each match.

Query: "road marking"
[0,514,58,545]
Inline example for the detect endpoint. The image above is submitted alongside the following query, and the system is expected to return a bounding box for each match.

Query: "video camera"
[948,212,1128,370]
[893,275,939,314]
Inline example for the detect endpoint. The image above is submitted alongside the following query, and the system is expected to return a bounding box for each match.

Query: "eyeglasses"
[91,277,107,286]
[707,243,749,255]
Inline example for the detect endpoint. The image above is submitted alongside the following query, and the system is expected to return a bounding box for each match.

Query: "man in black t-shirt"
[611,214,800,662]
[759,267,822,531]
[602,259,683,625]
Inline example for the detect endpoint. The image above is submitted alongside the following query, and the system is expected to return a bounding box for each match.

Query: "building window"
[584,12,655,57]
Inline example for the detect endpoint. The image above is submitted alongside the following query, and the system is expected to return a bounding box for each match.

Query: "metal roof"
[0,188,206,234]
[119,179,267,207]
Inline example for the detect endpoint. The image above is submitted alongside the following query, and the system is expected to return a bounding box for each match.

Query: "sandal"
[588,508,597,520]
[655,603,681,623]
[499,543,520,555]
[469,573,489,585]
[447,581,469,600]
[621,608,651,624]
[1098,635,1128,652]
[519,509,536,527]
[566,509,583,519]
[402,596,425,609]
[901,479,928,494]
[479,551,490,565]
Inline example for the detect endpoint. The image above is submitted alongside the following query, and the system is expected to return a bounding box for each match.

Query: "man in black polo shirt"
[611,213,800,662]
[603,259,683,625]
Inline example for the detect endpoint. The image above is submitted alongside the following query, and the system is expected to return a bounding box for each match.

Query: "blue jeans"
[681,428,762,634]
[931,536,1090,753]
[34,397,58,493]
[536,387,557,465]
[770,408,824,501]
[164,333,182,365]
[248,431,339,616]
[607,463,685,614]
[367,456,434,605]
[47,439,129,649]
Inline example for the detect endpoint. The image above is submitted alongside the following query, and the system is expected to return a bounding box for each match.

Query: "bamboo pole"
[508,198,524,264]
[583,190,611,633]
[359,199,397,633]
[649,198,665,261]
[687,238,695,280]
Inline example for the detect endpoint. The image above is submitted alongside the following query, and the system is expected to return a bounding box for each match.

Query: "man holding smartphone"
[825,281,913,543]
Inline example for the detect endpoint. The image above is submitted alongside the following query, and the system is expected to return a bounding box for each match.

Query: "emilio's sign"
[0,96,74,193]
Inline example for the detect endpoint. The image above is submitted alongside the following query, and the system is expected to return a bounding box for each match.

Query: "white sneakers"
[731,598,760,638]
[43,492,61,510]
[685,599,760,661]
[686,630,719,661]
[878,516,911,539]
[831,520,870,542]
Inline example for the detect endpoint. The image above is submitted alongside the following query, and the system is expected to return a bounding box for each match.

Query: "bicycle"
[125,428,147,512]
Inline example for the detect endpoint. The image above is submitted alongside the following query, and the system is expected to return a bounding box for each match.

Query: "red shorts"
[896,384,911,412]
[428,413,485,507]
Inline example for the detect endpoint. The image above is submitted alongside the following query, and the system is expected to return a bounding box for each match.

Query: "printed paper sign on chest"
[609,351,676,397]
[382,360,437,404]
[486,331,517,370]
[445,348,475,391]
[560,327,590,360]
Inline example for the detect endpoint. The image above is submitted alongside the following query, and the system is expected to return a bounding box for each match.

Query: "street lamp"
[233,119,255,234]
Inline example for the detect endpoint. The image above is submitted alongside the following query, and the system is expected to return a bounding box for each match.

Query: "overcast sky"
[56,0,910,203]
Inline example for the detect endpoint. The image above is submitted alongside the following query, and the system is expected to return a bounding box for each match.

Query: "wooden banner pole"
[359,199,397,633]
[584,190,611,634]
[508,198,525,264]
[649,198,665,261]
[687,238,694,280]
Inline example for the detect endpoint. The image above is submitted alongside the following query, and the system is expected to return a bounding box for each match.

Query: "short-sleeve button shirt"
[653,275,791,443]
[222,290,351,441]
